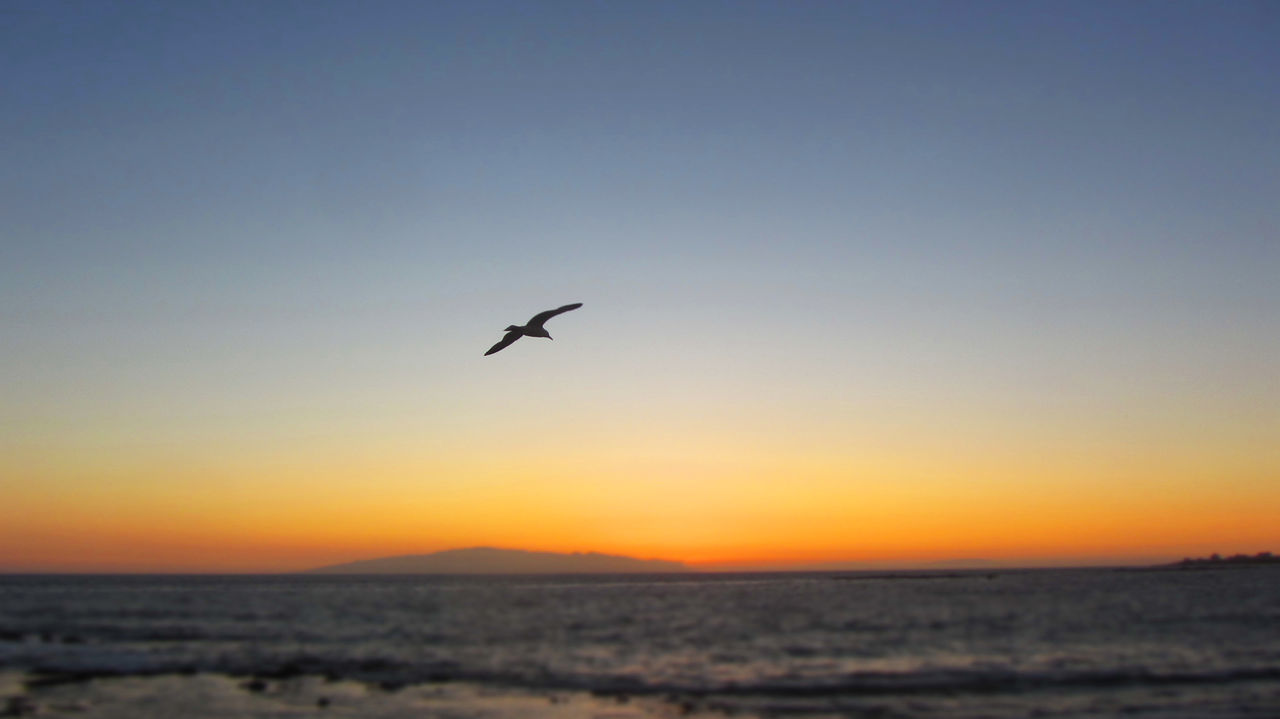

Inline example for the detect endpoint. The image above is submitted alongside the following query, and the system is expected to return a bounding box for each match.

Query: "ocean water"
[2,568,1279,717]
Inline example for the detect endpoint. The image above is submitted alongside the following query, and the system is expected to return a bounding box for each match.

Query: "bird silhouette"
[485,303,583,356]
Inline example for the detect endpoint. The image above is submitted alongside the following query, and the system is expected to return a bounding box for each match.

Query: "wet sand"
[0,672,716,719]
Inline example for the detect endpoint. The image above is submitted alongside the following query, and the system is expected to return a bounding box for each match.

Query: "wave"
[5,636,1280,699]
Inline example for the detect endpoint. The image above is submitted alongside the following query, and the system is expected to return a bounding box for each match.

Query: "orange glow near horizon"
[4,418,1277,572]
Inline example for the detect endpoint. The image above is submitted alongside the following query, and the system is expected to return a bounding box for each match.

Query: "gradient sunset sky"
[3,1,1277,572]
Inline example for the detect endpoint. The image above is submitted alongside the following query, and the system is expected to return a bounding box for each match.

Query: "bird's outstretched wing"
[526,302,583,329]
[485,331,522,356]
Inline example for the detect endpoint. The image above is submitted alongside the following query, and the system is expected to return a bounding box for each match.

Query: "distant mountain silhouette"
[1165,551,1278,569]
[305,547,689,575]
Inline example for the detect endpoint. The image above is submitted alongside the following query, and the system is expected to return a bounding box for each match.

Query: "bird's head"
[504,325,520,332]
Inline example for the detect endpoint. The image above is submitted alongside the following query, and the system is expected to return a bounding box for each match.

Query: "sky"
[2,0,1277,572]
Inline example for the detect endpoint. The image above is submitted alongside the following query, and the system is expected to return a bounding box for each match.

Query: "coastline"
[6,667,1280,719]
[0,671,700,719]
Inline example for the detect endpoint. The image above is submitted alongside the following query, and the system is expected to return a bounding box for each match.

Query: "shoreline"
[0,671,707,719]
[5,668,1280,719]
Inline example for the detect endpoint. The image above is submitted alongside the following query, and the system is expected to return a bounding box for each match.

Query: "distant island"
[305,547,689,575]
[1167,551,1279,569]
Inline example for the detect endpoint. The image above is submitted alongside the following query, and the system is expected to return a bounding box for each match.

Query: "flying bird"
[484,303,583,356]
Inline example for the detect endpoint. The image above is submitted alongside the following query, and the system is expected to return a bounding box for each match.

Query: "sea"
[2,567,1279,718]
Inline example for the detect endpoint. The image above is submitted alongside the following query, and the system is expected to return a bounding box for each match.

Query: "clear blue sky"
[2,1,1277,569]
